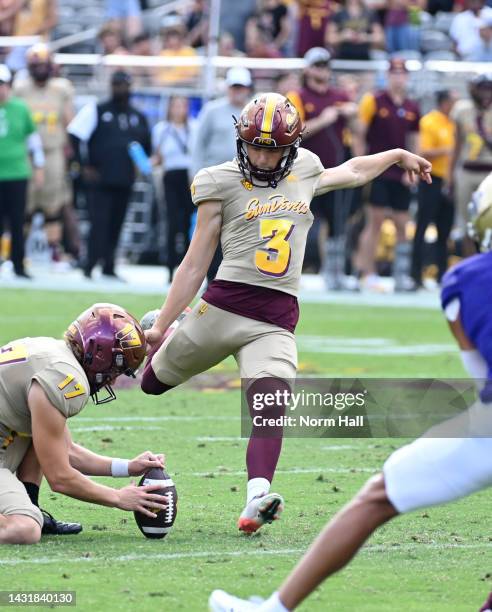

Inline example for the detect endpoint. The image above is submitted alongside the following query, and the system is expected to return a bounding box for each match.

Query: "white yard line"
[1,542,490,567]
[188,467,378,477]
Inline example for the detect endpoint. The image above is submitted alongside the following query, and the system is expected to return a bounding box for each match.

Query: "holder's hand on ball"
[117,482,168,518]
[129,451,165,476]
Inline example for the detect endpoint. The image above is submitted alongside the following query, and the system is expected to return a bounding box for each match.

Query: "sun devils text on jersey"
[191,147,324,296]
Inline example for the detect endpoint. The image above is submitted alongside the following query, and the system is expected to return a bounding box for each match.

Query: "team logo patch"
[286,173,298,182]
[190,182,196,196]
[197,303,208,316]
[116,323,142,348]
[241,179,253,191]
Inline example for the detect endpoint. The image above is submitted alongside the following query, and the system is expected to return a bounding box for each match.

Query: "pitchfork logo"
[116,323,142,348]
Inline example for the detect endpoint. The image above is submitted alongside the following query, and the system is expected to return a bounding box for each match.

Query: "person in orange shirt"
[158,15,198,86]
[411,90,457,287]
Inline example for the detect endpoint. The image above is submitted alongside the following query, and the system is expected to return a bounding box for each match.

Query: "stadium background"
[0,1,491,610]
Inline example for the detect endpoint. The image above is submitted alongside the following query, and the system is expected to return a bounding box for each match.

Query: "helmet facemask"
[235,126,301,188]
[234,93,303,189]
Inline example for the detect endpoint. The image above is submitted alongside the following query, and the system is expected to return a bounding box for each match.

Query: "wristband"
[111,458,129,478]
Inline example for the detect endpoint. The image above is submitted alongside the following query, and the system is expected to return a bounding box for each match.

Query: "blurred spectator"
[98,24,129,56]
[450,0,492,58]
[451,74,492,254]
[355,58,420,292]
[275,70,301,97]
[466,15,492,59]
[220,0,257,52]
[104,0,142,40]
[325,0,384,60]
[185,0,209,49]
[287,47,359,289]
[217,32,246,79]
[6,0,57,71]
[426,0,455,14]
[191,66,253,176]
[68,71,151,281]
[13,44,74,265]
[218,31,246,58]
[158,14,199,85]
[13,0,57,37]
[129,31,154,86]
[0,1,23,36]
[191,66,252,280]
[245,14,283,58]
[0,64,44,278]
[411,90,456,288]
[296,0,334,56]
[384,0,424,54]
[152,96,195,283]
[246,0,292,56]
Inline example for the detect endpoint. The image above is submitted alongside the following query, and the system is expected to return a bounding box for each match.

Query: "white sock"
[259,592,289,612]
[247,477,270,504]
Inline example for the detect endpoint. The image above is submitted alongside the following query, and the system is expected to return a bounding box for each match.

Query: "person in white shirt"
[450,0,492,58]
[152,96,195,283]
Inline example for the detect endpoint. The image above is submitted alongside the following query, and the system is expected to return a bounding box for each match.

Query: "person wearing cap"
[157,14,198,85]
[67,70,151,281]
[191,66,253,281]
[287,47,360,289]
[450,73,492,256]
[0,63,44,279]
[355,58,420,292]
[13,44,76,265]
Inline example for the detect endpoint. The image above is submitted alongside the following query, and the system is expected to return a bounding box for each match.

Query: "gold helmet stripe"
[260,94,277,138]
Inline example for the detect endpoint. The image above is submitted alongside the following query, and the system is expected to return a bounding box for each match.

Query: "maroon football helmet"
[65,303,146,404]
[234,93,303,188]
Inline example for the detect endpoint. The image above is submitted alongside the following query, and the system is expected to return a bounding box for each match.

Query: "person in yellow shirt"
[411,90,457,287]
[157,15,198,85]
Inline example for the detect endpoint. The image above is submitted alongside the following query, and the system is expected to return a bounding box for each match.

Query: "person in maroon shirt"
[288,47,360,289]
[355,58,420,292]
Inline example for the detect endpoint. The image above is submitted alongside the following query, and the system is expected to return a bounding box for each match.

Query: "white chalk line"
[188,467,378,477]
[1,542,490,567]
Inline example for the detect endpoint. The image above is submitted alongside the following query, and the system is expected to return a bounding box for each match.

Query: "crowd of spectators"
[0,1,491,291]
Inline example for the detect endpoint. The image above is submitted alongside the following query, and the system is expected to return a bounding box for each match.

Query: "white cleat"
[209,590,263,612]
[237,492,284,534]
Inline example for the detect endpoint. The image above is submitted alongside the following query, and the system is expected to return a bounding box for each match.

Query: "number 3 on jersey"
[255,218,295,277]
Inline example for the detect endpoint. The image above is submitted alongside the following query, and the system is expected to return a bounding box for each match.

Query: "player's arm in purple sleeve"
[145,200,222,348]
[314,148,432,196]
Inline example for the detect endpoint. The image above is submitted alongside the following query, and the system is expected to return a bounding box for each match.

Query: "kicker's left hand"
[128,451,165,476]
[397,150,432,185]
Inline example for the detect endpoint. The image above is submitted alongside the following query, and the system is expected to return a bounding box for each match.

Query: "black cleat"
[41,509,83,536]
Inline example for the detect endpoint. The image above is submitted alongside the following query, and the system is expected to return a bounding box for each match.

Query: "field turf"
[0,289,490,611]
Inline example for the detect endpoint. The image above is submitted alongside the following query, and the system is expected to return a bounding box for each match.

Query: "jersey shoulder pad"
[32,361,90,419]
[191,165,227,205]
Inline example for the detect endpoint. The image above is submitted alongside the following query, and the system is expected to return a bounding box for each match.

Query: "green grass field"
[1,290,490,611]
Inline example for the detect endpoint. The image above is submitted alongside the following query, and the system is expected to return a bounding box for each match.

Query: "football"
[140,307,192,335]
[133,467,178,539]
